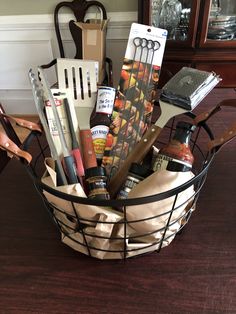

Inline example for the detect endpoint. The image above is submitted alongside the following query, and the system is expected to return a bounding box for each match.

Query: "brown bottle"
[153,121,196,172]
[117,163,153,199]
[90,86,116,165]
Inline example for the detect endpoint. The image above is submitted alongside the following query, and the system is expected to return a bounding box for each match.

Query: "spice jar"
[85,166,110,200]
[153,121,196,172]
[117,163,153,199]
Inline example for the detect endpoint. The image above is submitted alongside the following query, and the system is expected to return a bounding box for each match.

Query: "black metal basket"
[22,112,216,260]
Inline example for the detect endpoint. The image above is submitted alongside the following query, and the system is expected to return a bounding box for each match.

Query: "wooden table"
[0,141,235,314]
[0,89,236,313]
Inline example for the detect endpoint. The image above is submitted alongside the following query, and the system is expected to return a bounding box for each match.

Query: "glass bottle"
[117,163,153,199]
[153,121,196,172]
[85,166,110,200]
[90,86,116,165]
[151,0,164,27]
[159,0,183,39]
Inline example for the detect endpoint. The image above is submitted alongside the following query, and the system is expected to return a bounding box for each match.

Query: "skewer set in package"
[102,23,167,178]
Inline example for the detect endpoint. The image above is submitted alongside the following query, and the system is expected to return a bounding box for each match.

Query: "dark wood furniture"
[138,0,236,88]
[55,0,107,59]
[0,89,236,313]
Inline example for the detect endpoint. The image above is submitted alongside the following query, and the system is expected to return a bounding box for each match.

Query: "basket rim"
[34,151,214,207]
[24,112,216,207]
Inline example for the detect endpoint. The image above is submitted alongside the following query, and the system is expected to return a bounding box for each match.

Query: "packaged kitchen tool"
[152,121,196,172]
[90,86,116,164]
[44,89,78,158]
[107,67,221,199]
[29,71,68,186]
[39,68,79,185]
[160,67,221,110]
[102,23,167,178]
[63,97,84,182]
[70,19,109,84]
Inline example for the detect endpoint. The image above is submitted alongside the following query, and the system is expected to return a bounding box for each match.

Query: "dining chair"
[42,0,113,87]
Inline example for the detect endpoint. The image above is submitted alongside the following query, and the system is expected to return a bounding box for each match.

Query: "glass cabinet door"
[199,0,236,47]
[138,0,201,47]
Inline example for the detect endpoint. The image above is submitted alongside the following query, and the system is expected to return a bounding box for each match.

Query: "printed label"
[45,98,69,136]
[45,97,71,156]
[117,175,140,199]
[91,125,109,159]
[96,87,116,114]
[153,154,192,172]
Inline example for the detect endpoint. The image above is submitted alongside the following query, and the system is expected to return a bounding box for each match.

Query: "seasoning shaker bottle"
[117,163,153,199]
[153,121,196,172]
[85,166,110,200]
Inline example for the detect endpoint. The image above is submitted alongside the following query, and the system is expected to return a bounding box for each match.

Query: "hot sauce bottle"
[153,121,196,172]
[90,86,116,165]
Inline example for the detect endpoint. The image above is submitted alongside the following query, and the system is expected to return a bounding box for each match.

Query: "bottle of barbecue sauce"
[90,86,116,165]
[152,121,196,172]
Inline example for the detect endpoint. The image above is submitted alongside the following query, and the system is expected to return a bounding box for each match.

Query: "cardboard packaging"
[101,23,167,178]
[74,19,109,84]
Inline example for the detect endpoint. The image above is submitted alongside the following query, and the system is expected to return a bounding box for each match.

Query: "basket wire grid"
[22,112,215,260]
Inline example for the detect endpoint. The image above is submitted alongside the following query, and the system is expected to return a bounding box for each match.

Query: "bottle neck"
[173,128,192,145]
[95,86,116,115]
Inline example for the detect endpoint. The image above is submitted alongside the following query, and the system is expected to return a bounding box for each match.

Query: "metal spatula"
[57,58,98,170]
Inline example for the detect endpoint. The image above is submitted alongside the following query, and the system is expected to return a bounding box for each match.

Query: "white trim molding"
[0,12,137,114]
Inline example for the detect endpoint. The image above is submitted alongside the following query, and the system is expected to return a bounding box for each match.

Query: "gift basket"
[1,23,236,260]
[1,88,236,260]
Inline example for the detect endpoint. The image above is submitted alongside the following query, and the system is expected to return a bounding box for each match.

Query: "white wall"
[0,11,137,114]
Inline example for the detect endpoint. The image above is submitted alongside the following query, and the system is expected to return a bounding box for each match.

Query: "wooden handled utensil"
[63,97,84,182]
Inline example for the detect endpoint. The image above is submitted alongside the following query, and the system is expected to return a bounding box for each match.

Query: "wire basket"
[21,110,224,260]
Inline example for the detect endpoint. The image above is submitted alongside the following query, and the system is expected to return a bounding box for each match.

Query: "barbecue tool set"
[29,23,221,200]
[4,22,234,260]
[102,24,167,177]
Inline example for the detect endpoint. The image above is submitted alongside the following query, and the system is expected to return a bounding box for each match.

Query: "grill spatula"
[57,58,98,170]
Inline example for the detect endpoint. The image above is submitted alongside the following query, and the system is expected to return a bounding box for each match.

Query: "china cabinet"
[138,0,236,87]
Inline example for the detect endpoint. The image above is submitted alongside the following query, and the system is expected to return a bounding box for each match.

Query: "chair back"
[54,0,107,58]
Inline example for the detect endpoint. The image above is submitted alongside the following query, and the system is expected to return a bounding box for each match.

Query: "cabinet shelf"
[138,0,236,87]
